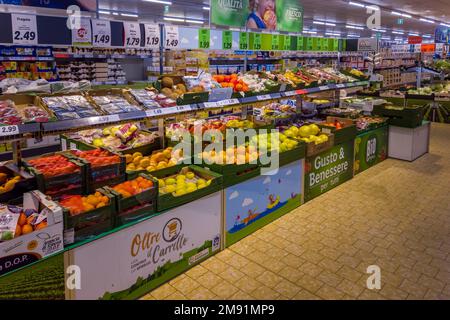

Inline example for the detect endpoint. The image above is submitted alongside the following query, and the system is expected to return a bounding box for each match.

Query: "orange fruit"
[18,213,27,226]
[35,221,47,231]
[15,224,22,237]
[22,224,33,235]
[96,202,106,209]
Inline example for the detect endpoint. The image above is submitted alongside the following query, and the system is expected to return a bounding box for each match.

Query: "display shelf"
[0,56,54,61]
[54,53,152,60]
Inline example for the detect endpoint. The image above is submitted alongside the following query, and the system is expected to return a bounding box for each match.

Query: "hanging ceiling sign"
[144,24,160,49]
[357,38,378,51]
[11,14,38,45]
[2,0,97,11]
[165,25,180,48]
[92,19,112,47]
[124,22,142,48]
[71,17,92,46]
[407,36,422,44]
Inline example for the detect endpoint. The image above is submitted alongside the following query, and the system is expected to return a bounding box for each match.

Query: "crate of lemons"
[152,166,222,212]
[124,146,188,179]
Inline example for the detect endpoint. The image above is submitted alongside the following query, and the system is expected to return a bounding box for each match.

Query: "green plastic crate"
[150,165,223,212]
[61,188,115,244]
[22,152,87,199]
[372,105,424,128]
[105,173,158,227]
[319,117,358,145]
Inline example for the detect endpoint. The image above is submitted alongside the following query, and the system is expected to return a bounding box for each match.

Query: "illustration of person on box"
[246,0,277,30]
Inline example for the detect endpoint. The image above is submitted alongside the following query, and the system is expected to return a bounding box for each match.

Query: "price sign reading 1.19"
[11,14,38,45]
[124,22,141,48]
[145,24,160,49]
[92,19,112,47]
[165,25,179,48]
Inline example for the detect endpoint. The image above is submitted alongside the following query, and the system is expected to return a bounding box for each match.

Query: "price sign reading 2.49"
[124,22,141,48]
[11,14,38,45]
[165,25,179,48]
[92,19,112,47]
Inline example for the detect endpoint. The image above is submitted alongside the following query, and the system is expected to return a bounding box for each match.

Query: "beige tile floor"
[142,123,450,300]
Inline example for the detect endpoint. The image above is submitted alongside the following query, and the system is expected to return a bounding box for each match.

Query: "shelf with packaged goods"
[0,81,369,142]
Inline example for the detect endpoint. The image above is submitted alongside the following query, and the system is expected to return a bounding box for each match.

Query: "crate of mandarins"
[64,149,126,193]
[23,152,87,200]
[58,189,115,244]
[105,174,158,227]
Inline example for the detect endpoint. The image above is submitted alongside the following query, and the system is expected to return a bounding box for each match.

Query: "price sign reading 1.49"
[92,19,112,47]
[11,14,38,45]
[124,22,141,48]
[165,25,179,48]
[145,24,160,49]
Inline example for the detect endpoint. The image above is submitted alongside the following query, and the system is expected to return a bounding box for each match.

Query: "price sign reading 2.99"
[124,22,141,48]
[11,14,38,45]
[92,19,112,47]
[165,25,179,48]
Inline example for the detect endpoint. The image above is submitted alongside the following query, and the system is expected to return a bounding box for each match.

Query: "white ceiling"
[95,0,450,40]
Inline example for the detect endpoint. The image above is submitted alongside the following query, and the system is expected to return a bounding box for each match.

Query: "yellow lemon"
[165,185,176,193]
[158,179,165,188]
[140,158,150,168]
[186,172,195,180]
[165,178,176,185]
[132,152,143,159]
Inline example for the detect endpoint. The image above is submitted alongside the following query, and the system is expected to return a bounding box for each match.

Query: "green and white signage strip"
[304,140,354,202]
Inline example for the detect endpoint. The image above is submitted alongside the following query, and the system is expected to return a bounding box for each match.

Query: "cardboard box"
[0,190,64,276]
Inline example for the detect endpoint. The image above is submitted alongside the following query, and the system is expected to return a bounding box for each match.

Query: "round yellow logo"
[27,240,38,251]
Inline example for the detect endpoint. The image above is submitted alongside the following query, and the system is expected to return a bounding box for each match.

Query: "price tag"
[319,86,329,91]
[69,142,78,150]
[204,102,218,109]
[0,125,19,136]
[124,22,141,48]
[61,138,67,151]
[209,87,233,102]
[257,94,272,101]
[271,34,279,50]
[175,105,188,112]
[333,39,339,52]
[284,91,296,96]
[92,19,111,47]
[11,14,38,45]
[284,36,291,51]
[222,30,232,50]
[239,32,248,50]
[144,24,160,49]
[297,36,304,51]
[252,33,262,50]
[165,25,179,48]
[95,114,120,124]
[218,99,239,106]
[198,28,210,49]
[306,37,313,51]
[336,84,345,88]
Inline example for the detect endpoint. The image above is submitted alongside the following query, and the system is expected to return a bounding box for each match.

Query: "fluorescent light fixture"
[392,11,411,18]
[391,11,402,16]
[366,5,379,11]
[143,0,172,4]
[120,13,138,17]
[349,1,365,8]
[112,12,119,15]
[441,23,450,27]
[381,37,391,40]
[346,25,364,30]
[422,34,432,38]
[408,33,419,36]
[202,6,210,10]
[303,30,317,34]
[98,10,111,14]
[313,21,336,26]
[347,34,360,38]
[372,28,387,33]
[186,19,204,24]
[401,13,412,18]
[325,32,341,36]
[419,18,434,24]
[392,31,404,35]
[164,16,184,22]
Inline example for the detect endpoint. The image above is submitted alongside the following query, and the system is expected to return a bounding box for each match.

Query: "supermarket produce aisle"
[141,123,450,300]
